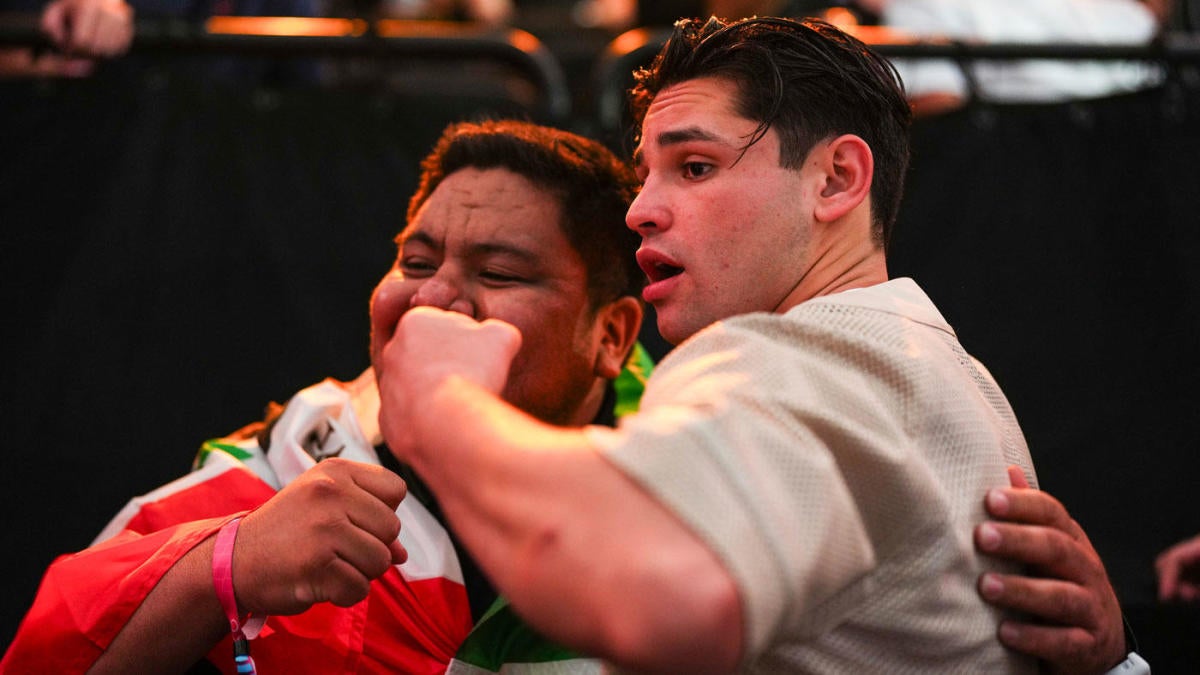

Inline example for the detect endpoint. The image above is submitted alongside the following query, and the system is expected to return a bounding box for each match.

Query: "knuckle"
[306,474,344,500]
[384,517,402,543]
[1043,529,1075,564]
[366,547,393,578]
[321,456,352,473]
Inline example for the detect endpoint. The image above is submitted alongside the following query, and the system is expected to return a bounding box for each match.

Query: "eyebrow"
[401,229,542,265]
[632,126,726,168]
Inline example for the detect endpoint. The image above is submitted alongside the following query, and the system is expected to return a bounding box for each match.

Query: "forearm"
[404,377,743,673]
[88,534,229,674]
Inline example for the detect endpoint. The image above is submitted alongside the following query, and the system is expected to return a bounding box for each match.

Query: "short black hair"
[409,119,645,308]
[630,16,912,249]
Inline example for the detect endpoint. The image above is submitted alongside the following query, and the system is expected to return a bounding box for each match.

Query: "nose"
[409,270,475,317]
[626,181,670,235]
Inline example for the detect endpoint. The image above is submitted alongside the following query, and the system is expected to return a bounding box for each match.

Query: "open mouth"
[637,249,684,283]
[649,261,683,282]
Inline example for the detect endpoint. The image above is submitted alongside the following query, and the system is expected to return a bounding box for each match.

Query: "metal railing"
[0,13,572,122]
[591,26,1200,134]
[6,14,1200,130]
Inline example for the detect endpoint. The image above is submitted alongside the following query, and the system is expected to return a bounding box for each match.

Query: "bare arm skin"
[378,307,743,674]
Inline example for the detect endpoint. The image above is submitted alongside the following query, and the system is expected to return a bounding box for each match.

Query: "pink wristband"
[212,517,265,640]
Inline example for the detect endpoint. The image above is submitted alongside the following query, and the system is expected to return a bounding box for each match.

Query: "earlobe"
[594,296,644,380]
[814,134,873,224]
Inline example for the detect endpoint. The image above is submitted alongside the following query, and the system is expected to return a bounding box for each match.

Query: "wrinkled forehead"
[398,169,596,290]
[402,167,565,242]
[632,77,759,167]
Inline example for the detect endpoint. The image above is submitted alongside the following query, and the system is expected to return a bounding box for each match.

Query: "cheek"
[499,311,599,420]
[368,276,416,353]
[505,306,592,377]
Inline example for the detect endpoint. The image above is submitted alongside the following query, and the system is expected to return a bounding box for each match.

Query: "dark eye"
[683,162,713,179]
[480,269,524,285]
[400,257,436,277]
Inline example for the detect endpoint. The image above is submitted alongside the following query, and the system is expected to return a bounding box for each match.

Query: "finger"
[339,459,408,511]
[981,572,1099,628]
[99,3,133,57]
[1173,537,1200,564]
[315,461,404,549]
[95,17,123,56]
[996,619,1098,670]
[40,1,67,47]
[1157,554,1180,601]
[116,14,134,53]
[480,317,522,357]
[60,56,94,77]
[70,4,104,55]
[331,523,398,582]
[339,498,403,566]
[477,318,522,390]
[985,487,1084,540]
[975,520,1090,580]
[1006,464,1030,489]
[1158,570,1179,602]
[306,556,373,608]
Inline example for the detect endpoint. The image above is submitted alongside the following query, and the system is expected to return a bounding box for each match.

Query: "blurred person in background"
[1,0,321,81]
[582,0,1174,117]
[1158,532,1200,603]
[845,0,1175,116]
[0,0,133,76]
[379,0,513,23]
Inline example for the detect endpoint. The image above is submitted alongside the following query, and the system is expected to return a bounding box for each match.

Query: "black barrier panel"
[888,85,1200,671]
[0,66,553,651]
[0,13,573,124]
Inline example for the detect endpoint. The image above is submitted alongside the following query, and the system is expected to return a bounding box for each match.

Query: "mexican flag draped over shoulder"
[91,376,474,674]
[3,344,652,674]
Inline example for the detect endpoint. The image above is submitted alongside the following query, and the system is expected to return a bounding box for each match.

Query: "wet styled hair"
[408,119,645,308]
[629,16,912,249]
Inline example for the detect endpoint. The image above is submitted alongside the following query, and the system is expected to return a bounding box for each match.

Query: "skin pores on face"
[629,76,820,345]
[370,167,611,427]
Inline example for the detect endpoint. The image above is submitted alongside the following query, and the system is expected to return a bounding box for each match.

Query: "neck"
[775,226,888,313]
[567,378,609,427]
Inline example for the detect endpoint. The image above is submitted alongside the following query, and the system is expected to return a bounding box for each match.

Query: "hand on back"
[975,466,1125,674]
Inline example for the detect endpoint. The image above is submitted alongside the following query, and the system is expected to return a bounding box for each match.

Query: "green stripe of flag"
[451,597,585,671]
[193,439,254,469]
[614,341,655,418]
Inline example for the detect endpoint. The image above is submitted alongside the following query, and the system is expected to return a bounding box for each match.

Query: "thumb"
[480,317,522,360]
[1006,465,1031,490]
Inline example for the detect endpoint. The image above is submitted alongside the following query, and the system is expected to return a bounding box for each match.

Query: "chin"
[660,316,709,347]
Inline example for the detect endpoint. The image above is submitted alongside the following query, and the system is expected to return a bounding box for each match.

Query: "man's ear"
[812,134,873,224]
[593,296,644,380]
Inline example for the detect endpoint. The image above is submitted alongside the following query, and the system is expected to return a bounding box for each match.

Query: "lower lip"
[642,273,682,303]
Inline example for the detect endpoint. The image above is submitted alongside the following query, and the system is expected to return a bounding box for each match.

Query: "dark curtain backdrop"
[2,66,1198,667]
[887,85,1200,668]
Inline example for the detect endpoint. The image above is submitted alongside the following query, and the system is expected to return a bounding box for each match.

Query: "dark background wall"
[2,57,1198,668]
